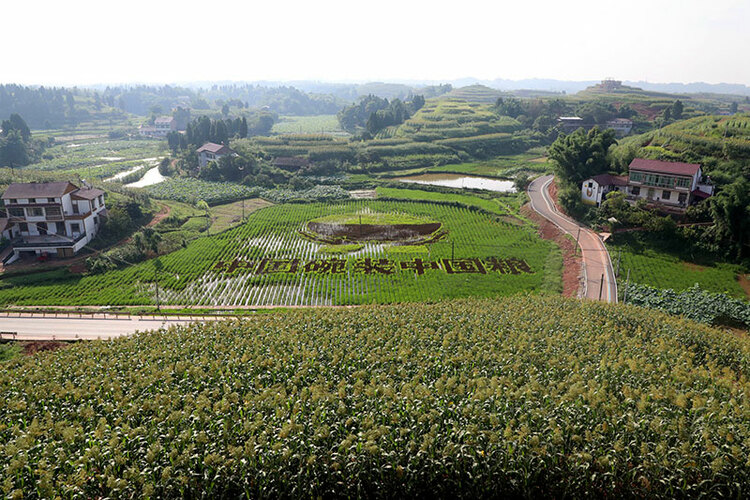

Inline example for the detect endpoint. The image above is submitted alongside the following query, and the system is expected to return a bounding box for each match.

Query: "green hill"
[2,296,749,498]
[444,84,507,103]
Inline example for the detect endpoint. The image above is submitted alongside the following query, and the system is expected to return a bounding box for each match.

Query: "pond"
[396,173,516,192]
[125,167,165,188]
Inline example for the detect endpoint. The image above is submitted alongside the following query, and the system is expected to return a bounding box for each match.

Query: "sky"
[3,0,749,86]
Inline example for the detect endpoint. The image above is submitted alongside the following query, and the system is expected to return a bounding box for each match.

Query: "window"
[20,223,28,232]
[70,223,81,233]
[678,192,687,204]
[588,182,593,188]
[662,190,671,200]
[72,202,79,214]
[47,197,55,203]
[37,222,47,235]
[631,186,640,196]
[9,208,24,217]
[675,177,691,189]
[28,207,44,217]
[9,199,17,204]
[46,206,62,218]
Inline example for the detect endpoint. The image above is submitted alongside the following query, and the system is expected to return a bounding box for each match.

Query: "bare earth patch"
[305,222,444,244]
[522,204,582,298]
[738,274,750,299]
[21,341,69,356]
[683,262,706,272]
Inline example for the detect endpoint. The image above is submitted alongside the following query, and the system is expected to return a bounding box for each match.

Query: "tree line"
[337,95,425,135]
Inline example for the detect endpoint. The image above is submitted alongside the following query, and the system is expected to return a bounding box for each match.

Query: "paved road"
[0,315,222,341]
[527,175,617,303]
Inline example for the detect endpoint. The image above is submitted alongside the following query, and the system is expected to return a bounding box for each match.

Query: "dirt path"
[146,202,171,228]
[527,175,617,303]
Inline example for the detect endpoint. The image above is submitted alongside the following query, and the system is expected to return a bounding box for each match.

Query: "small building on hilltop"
[0,182,107,264]
[581,158,714,211]
[557,116,586,133]
[197,142,236,168]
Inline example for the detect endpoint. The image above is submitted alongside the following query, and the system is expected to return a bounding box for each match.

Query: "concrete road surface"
[527,175,617,303]
[0,314,222,341]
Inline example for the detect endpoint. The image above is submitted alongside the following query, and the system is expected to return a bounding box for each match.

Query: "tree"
[730,102,739,114]
[710,178,750,260]
[548,127,617,187]
[0,130,30,168]
[239,117,248,138]
[166,131,181,153]
[133,227,162,256]
[1,114,31,141]
[196,200,211,234]
[671,100,684,120]
[221,103,230,117]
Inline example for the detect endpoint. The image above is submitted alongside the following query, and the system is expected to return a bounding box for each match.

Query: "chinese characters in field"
[213,257,533,276]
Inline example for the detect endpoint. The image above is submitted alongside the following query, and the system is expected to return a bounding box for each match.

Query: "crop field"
[0,200,557,306]
[2,296,749,497]
[271,114,347,135]
[607,239,747,299]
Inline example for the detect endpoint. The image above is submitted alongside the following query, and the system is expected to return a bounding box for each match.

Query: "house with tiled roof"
[0,182,107,264]
[196,142,236,168]
[581,158,714,211]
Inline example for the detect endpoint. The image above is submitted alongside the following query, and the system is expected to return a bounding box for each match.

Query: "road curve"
[0,314,223,341]
[527,175,617,303]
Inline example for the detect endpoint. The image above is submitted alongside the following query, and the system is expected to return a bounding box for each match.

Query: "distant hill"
[444,84,507,103]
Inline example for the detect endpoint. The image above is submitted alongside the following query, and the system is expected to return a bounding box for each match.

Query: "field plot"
[0,201,556,306]
[271,115,348,135]
[608,238,747,298]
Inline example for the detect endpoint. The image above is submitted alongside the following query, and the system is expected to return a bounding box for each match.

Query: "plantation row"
[2,297,749,497]
[0,201,556,306]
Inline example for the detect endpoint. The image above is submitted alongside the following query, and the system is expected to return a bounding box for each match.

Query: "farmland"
[2,296,749,497]
[271,114,347,135]
[0,200,557,306]
[607,234,747,299]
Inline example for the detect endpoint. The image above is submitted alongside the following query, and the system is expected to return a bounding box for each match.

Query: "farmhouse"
[197,142,236,168]
[605,118,633,137]
[581,174,628,205]
[581,158,714,211]
[0,181,107,264]
[139,116,177,138]
[272,156,311,171]
[557,116,585,133]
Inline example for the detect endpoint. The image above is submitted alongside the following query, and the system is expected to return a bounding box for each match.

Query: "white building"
[196,142,235,168]
[581,174,628,206]
[139,116,177,137]
[581,158,714,211]
[605,118,633,137]
[1,182,107,264]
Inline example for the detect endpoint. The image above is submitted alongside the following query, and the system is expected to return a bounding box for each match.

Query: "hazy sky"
[3,0,749,86]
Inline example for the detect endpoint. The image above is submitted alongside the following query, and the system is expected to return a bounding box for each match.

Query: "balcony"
[10,232,86,249]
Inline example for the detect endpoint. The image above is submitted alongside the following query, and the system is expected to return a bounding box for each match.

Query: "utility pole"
[623,268,631,303]
[598,273,604,301]
[575,227,581,255]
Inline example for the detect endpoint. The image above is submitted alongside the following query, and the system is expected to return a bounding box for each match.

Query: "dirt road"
[527,175,617,303]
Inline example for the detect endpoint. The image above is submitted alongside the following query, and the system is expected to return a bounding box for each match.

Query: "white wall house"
[0,182,107,264]
[605,118,633,137]
[196,142,235,168]
[139,116,177,138]
[581,174,628,206]
[581,158,714,212]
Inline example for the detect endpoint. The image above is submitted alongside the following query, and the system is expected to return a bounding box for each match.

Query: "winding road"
[527,175,617,303]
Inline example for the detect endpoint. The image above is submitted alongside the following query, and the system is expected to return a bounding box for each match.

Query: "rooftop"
[591,174,628,186]
[2,182,77,200]
[629,158,701,177]
[154,116,175,124]
[196,142,233,154]
[71,187,105,201]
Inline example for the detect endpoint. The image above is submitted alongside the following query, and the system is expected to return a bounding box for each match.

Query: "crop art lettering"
[213,257,533,277]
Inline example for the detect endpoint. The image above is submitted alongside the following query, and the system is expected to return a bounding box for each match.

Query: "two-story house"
[196,142,236,168]
[0,182,107,264]
[581,158,714,211]
[139,116,177,138]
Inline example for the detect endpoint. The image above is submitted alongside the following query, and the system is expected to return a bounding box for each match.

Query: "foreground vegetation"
[1,296,749,497]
